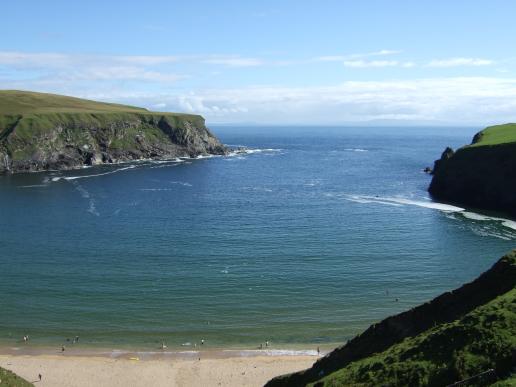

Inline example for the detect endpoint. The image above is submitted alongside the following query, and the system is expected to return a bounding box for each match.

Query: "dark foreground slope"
[267,250,516,387]
[0,367,33,386]
[0,90,227,173]
[428,124,516,218]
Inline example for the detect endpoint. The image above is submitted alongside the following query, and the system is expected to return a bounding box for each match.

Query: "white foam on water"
[344,148,368,152]
[72,181,99,216]
[343,195,465,212]
[170,181,192,187]
[227,148,283,157]
[461,212,493,221]
[343,194,516,237]
[225,349,319,357]
[461,211,516,231]
[139,188,175,191]
[51,165,137,182]
[18,184,49,188]
[149,158,184,164]
[344,195,403,207]
[470,227,512,241]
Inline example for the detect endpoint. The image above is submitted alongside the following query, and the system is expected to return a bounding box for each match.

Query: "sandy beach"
[0,353,316,387]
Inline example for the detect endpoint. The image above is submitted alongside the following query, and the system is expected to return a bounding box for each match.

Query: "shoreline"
[0,344,329,360]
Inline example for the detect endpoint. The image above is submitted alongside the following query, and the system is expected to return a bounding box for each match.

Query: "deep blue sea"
[1,126,514,352]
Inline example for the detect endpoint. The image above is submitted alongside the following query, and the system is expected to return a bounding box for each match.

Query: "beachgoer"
[260,343,263,349]
[38,374,42,381]
[23,335,27,343]
[317,347,320,355]
[201,339,204,345]
[61,345,65,352]
[161,341,167,349]
[75,336,79,342]
[265,341,269,347]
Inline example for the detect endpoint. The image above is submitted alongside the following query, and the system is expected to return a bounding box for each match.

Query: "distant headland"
[0,90,227,174]
[429,123,516,218]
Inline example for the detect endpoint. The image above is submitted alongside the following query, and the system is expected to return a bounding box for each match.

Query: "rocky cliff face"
[428,134,516,218]
[0,112,227,173]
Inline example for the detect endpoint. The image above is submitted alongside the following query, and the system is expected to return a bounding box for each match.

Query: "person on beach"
[38,374,42,381]
[23,335,27,343]
[75,335,79,342]
[161,341,167,349]
[201,339,204,345]
[265,341,269,347]
[62,345,65,352]
[317,347,320,355]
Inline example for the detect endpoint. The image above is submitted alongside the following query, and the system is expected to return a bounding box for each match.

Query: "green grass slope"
[0,90,148,114]
[468,123,516,147]
[268,251,516,387]
[310,288,516,387]
[0,90,226,173]
[0,367,33,387]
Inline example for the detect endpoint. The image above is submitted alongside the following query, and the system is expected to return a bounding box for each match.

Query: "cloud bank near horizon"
[1,50,515,125]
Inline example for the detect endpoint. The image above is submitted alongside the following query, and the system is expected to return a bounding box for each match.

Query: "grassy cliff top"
[0,90,198,119]
[310,286,516,386]
[468,123,516,147]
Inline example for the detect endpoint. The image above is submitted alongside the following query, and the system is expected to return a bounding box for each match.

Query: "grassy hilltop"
[0,90,226,173]
[0,90,149,115]
[467,123,516,147]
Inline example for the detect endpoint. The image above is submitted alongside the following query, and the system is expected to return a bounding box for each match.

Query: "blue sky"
[2,0,516,124]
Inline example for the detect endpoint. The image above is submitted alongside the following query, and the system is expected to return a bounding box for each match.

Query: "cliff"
[267,250,516,387]
[0,90,227,173]
[428,123,516,218]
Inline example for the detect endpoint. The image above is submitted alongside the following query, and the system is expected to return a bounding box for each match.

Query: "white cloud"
[427,57,494,67]
[343,60,400,68]
[0,51,185,83]
[202,56,264,67]
[315,49,402,62]
[69,77,516,125]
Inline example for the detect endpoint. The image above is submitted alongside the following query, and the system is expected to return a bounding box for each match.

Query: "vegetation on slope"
[468,123,516,147]
[0,90,226,173]
[0,367,33,387]
[0,89,150,114]
[310,288,516,386]
[268,251,516,387]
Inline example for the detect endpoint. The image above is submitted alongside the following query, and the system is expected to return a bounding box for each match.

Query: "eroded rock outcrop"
[0,113,227,173]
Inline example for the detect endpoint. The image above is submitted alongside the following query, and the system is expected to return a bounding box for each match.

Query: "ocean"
[1,126,514,353]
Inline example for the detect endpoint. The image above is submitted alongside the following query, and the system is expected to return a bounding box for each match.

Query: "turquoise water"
[0,126,514,351]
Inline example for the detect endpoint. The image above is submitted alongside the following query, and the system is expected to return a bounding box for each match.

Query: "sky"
[2,0,516,125]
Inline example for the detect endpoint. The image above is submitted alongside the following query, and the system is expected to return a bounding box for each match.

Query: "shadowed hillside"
[267,250,516,387]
